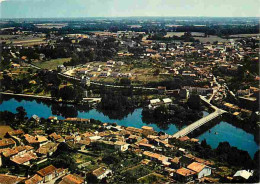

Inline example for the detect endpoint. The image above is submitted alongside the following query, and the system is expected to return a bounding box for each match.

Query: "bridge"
[172,95,226,138]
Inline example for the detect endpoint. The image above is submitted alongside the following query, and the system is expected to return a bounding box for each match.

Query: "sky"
[0,0,259,19]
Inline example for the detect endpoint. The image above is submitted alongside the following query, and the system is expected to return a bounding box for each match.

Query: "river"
[0,97,258,158]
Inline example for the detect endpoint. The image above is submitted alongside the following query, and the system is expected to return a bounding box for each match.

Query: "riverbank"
[0,92,98,107]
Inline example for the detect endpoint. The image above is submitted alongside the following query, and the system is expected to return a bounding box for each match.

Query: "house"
[113,141,129,152]
[111,72,121,77]
[143,151,169,164]
[63,118,89,123]
[0,138,16,149]
[106,60,115,66]
[173,168,196,183]
[39,53,45,60]
[92,67,101,72]
[162,98,172,105]
[149,99,161,107]
[37,165,57,183]
[0,174,25,184]
[11,63,21,68]
[158,86,166,94]
[126,127,143,135]
[10,152,37,166]
[80,76,90,86]
[126,135,142,144]
[25,174,43,184]
[59,174,85,184]
[141,126,155,136]
[170,157,181,169]
[32,114,40,123]
[116,61,124,66]
[23,134,48,148]
[138,143,155,150]
[78,138,91,150]
[48,133,62,142]
[92,167,112,180]
[36,142,58,157]
[6,130,24,138]
[187,162,212,179]
[178,136,190,142]
[2,145,34,159]
[233,170,254,182]
[99,71,111,77]
[57,65,66,72]
[121,73,132,78]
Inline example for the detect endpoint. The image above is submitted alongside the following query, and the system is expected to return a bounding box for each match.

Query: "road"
[0,92,53,99]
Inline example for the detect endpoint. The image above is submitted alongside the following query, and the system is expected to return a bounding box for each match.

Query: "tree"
[16,106,27,121]
[52,153,77,171]
[201,139,211,149]
[253,150,260,168]
[120,78,131,86]
[153,68,160,76]
[187,94,201,110]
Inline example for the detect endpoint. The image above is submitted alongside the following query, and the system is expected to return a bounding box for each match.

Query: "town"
[0,14,259,184]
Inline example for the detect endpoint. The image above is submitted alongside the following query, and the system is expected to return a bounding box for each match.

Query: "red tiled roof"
[92,167,109,177]
[25,174,43,184]
[37,165,57,177]
[0,174,25,184]
[49,132,62,140]
[7,130,24,136]
[59,174,84,184]
[178,136,190,142]
[176,168,196,176]
[0,138,16,147]
[11,152,37,165]
[187,162,207,173]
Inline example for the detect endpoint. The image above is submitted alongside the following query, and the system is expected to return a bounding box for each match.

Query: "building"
[0,174,25,184]
[173,168,196,183]
[0,138,16,149]
[141,126,155,136]
[113,141,129,152]
[92,167,112,180]
[37,165,57,183]
[99,71,111,77]
[158,86,166,94]
[233,170,254,182]
[6,130,25,138]
[10,152,37,166]
[162,98,172,105]
[23,134,48,148]
[81,76,90,86]
[25,174,43,184]
[143,151,169,164]
[59,174,85,184]
[48,133,62,142]
[187,162,212,179]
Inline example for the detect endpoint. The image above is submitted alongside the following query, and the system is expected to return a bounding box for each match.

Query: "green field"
[33,58,71,70]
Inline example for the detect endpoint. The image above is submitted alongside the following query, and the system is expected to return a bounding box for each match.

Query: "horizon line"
[1,15,260,20]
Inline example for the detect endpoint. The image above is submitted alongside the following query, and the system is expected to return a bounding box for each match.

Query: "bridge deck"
[172,96,226,138]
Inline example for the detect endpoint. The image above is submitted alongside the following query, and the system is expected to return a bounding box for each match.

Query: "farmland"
[32,58,71,70]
